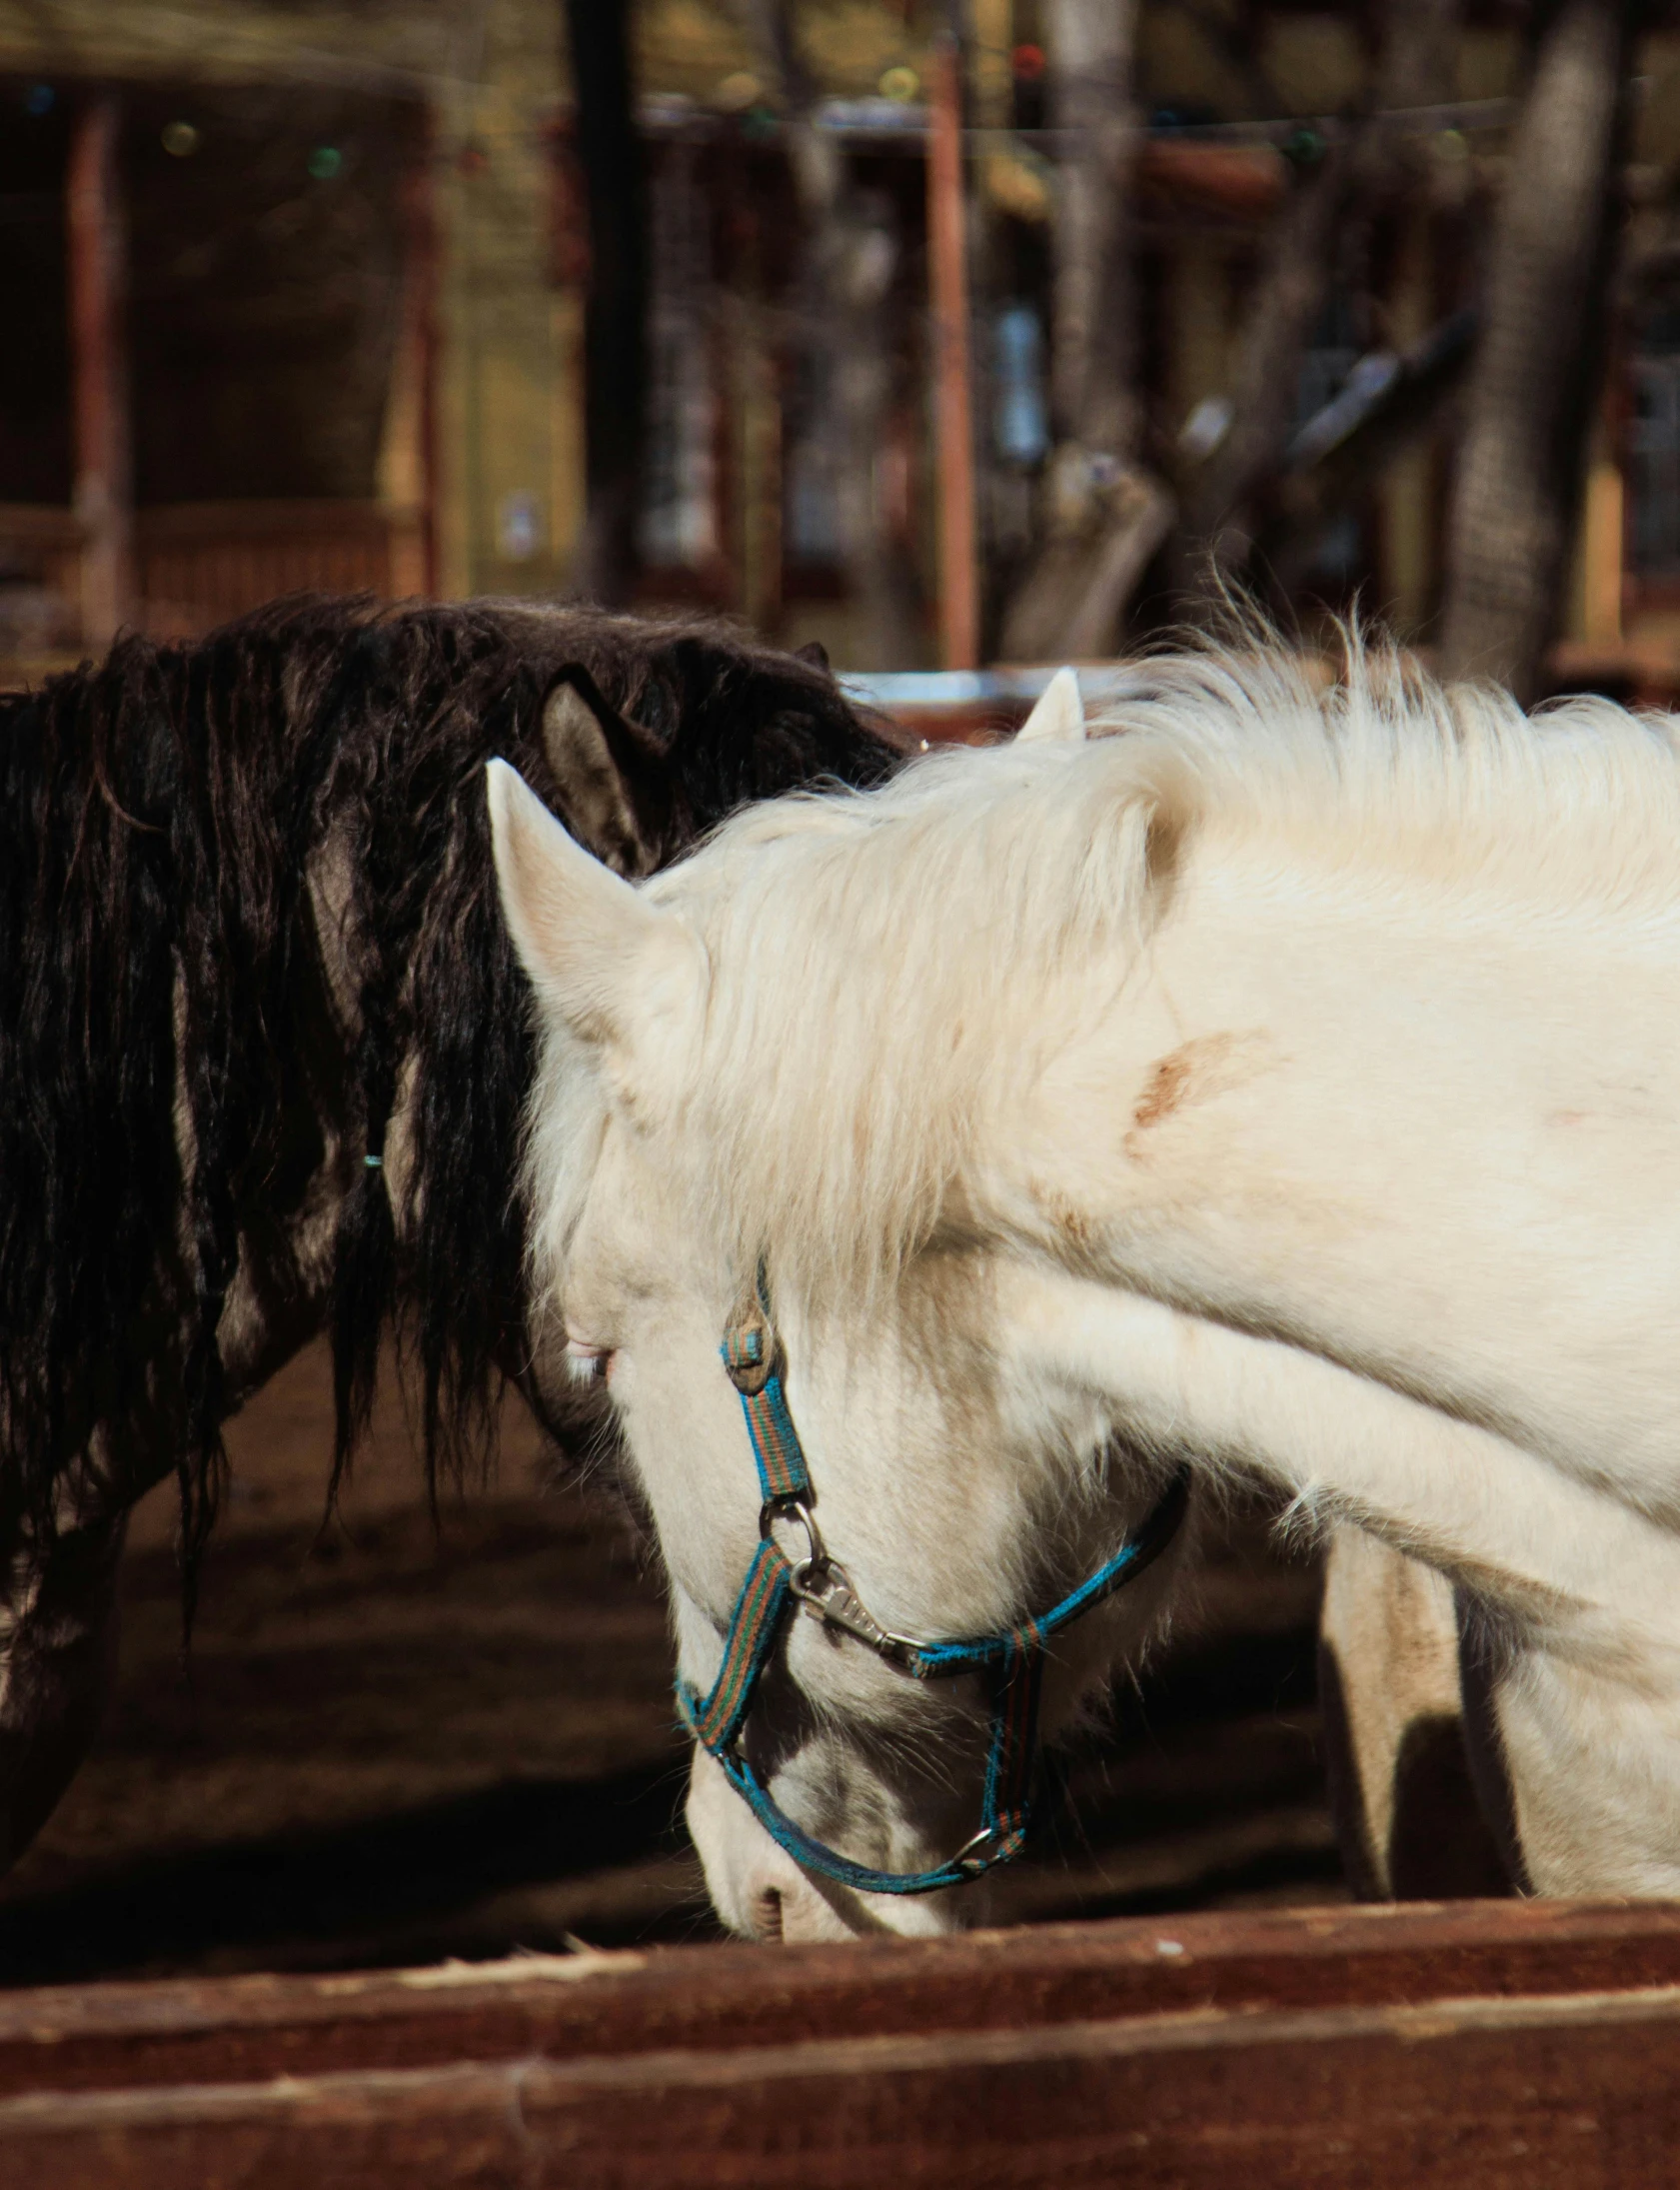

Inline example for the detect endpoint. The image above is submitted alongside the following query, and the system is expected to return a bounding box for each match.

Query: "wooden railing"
[136,501,429,635]
[2,1900,1679,2183]
[0,501,429,663]
[0,505,88,659]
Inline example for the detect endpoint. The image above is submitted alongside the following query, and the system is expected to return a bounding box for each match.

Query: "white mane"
[534,639,1680,1313]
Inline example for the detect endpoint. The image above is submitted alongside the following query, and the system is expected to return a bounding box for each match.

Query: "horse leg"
[1469,1633,1680,1894]
[1317,1525,1513,1897]
[0,1282,333,1884]
[0,1506,128,1875]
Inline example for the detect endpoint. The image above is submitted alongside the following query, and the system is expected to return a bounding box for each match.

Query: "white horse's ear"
[487,758,695,1049]
[1015,667,1085,745]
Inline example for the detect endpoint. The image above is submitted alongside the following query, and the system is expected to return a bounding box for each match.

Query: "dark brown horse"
[0,595,893,1874]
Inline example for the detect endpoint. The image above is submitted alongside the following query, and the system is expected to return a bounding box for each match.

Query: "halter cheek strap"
[676,1282,1190,1898]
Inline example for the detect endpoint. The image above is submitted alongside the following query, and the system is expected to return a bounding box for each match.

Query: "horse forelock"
[630,632,1680,1321]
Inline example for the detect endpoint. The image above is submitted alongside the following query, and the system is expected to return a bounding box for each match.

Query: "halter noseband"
[676,1277,1191,1898]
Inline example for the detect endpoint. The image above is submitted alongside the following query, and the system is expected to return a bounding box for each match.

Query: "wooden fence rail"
[3,1900,1680,2185]
[0,499,426,672]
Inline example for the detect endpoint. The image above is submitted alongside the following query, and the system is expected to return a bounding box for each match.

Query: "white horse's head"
[488,668,1189,1941]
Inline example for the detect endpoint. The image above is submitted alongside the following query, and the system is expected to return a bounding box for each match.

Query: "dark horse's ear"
[540,668,672,880]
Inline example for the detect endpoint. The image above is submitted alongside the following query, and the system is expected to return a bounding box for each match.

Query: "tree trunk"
[1437,0,1635,699]
[565,0,648,606]
[737,1,918,666]
[999,0,1172,663]
[1045,0,1141,466]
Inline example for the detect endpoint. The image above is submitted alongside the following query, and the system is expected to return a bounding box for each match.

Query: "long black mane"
[0,595,892,1588]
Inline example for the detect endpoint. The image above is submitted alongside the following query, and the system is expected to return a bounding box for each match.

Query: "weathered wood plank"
[2,1900,1679,2098]
[4,1979,1680,2187]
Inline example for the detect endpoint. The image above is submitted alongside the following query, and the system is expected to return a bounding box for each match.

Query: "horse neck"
[1000,827,1680,1642]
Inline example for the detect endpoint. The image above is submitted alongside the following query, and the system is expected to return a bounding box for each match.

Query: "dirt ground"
[0,1341,1343,1985]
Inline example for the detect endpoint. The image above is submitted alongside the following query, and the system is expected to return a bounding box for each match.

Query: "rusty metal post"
[928,34,978,670]
[67,92,134,647]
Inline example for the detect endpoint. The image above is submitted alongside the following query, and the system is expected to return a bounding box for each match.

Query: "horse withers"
[0,595,894,1877]
[493,638,1680,1939]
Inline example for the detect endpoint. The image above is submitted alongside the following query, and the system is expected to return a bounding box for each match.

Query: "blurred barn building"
[3,0,1680,677]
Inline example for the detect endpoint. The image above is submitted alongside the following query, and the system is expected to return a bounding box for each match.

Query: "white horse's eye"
[565,1336,613,1386]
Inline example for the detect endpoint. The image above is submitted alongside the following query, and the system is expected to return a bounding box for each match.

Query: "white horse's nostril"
[685,1743,960,1943]
[687,1744,849,1943]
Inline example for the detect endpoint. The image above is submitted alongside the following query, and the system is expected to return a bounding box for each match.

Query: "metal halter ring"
[949,1817,1015,1874]
[759,1493,826,1567]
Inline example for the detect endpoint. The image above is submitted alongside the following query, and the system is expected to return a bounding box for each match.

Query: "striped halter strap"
[676,1273,1191,1898]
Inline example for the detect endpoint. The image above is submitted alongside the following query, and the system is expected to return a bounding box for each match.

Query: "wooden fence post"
[928,33,978,670]
[381,108,440,601]
[67,91,134,647]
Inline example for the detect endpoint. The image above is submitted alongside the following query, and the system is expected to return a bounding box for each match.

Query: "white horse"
[489,642,1680,1940]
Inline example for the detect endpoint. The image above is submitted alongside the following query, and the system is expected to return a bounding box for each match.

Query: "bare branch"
[1262,308,1477,584]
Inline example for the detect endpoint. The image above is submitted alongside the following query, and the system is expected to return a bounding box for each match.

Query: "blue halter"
[676,1279,1191,1898]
